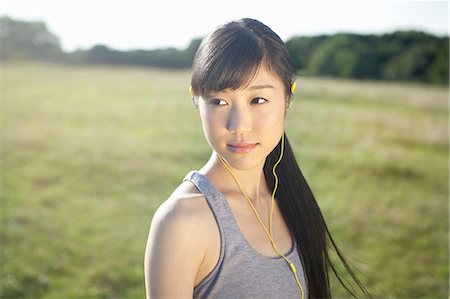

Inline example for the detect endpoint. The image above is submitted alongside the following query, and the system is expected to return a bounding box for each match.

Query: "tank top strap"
[183,171,309,298]
[183,170,240,237]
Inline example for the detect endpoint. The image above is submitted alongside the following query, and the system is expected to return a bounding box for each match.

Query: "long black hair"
[190,18,371,298]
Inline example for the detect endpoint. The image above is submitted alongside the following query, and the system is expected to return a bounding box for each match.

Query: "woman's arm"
[144,196,207,299]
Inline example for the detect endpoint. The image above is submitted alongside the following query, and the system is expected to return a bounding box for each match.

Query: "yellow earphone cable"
[218,133,305,299]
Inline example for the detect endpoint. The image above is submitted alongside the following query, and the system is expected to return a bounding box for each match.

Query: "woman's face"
[197,64,288,170]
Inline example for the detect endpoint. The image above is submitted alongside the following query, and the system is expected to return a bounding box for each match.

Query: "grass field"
[1,62,448,298]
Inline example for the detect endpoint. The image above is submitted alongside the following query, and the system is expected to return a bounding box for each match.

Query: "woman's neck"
[199,152,271,205]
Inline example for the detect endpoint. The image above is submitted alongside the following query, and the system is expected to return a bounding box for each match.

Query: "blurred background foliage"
[1,16,448,85]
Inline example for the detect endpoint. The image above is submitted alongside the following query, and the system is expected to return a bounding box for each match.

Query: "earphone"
[291,82,297,94]
[218,132,305,299]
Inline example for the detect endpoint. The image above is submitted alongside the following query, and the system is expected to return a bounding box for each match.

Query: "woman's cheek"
[200,112,223,148]
[259,107,284,128]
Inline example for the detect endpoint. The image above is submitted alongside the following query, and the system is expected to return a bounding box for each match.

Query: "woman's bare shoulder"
[155,180,211,224]
[148,180,217,252]
[145,181,215,297]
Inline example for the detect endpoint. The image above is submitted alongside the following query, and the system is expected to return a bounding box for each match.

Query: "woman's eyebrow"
[248,84,275,90]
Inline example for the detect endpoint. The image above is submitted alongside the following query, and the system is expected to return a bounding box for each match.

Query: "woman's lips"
[227,143,258,153]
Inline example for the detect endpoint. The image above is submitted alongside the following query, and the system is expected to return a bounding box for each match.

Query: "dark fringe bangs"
[191,25,266,97]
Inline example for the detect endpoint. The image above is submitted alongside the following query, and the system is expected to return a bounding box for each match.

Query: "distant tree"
[182,37,202,67]
[307,34,377,78]
[286,30,448,85]
[286,36,327,72]
[380,31,448,84]
[384,44,435,81]
[426,38,449,85]
[1,16,447,85]
[0,16,63,61]
[84,45,125,64]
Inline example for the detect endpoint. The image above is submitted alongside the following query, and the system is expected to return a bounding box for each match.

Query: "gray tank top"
[183,171,309,299]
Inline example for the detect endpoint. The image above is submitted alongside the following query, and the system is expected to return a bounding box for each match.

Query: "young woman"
[145,18,371,298]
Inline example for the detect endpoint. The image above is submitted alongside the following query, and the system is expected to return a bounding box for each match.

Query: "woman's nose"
[227,105,252,134]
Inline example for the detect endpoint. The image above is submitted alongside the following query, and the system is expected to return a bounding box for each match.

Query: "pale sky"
[1,0,448,52]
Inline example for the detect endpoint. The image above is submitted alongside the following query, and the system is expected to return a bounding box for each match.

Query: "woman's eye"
[210,98,227,106]
[212,99,227,106]
[251,97,267,105]
[208,99,227,106]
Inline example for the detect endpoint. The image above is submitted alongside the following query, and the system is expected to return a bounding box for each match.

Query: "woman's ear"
[192,97,199,110]
[286,81,296,110]
[287,98,293,110]
[189,86,199,110]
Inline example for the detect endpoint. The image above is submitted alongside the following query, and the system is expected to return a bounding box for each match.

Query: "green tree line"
[1,16,448,84]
